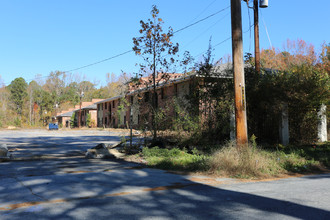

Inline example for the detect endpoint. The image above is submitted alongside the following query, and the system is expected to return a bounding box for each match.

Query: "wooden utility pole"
[254,0,261,74]
[231,0,248,146]
[78,98,82,128]
[130,104,133,148]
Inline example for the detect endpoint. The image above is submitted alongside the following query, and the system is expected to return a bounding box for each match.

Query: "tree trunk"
[152,28,157,140]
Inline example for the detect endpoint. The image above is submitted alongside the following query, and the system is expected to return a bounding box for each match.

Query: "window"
[113,101,115,108]
[174,84,178,97]
[105,117,108,126]
[161,88,165,99]
[145,92,149,102]
[105,102,107,109]
[130,96,134,104]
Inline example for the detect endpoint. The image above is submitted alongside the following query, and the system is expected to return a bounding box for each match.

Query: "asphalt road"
[0,129,329,220]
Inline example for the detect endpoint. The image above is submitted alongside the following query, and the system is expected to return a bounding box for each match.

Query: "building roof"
[57,111,74,117]
[81,104,97,110]
[94,95,123,104]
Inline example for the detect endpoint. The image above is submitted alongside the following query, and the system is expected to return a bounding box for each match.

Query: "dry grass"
[209,142,283,178]
[126,140,329,179]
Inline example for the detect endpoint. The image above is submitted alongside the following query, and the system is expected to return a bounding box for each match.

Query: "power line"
[2,6,232,86]
[62,6,231,74]
[185,0,217,25]
[63,49,133,73]
[193,24,255,59]
[246,1,253,53]
[181,12,230,51]
[260,10,272,48]
[174,6,230,34]
[2,73,50,86]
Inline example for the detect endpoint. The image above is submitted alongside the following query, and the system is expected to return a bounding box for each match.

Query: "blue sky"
[0,0,329,87]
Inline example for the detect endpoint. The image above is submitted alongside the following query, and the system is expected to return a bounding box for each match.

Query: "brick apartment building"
[95,64,232,129]
[57,99,103,127]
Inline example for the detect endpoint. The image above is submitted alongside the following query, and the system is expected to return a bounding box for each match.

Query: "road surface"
[0,129,329,219]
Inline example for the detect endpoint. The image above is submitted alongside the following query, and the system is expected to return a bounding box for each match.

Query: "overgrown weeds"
[137,141,329,179]
[209,142,282,178]
[209,142,324,178]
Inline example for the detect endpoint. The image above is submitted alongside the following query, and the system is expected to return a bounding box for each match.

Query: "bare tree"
[132,5,185,139]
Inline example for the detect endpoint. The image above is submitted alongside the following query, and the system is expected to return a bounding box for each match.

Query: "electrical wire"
[63,49,133,73]
[61,5,230,74]
[174,6,230,34]
[246,1,253,53]
[260,10,272,48]
[185,0,217,25]
[193,24,255,59]
[2,73,51,86]
[181,12,230,51]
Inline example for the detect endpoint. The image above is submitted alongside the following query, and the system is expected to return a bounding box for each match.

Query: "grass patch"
[142,147,209,171]
[281,142,330,168]
[139,142,330,179]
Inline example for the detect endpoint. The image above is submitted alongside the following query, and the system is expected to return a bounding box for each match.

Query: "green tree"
[28,80,42,125]
[70,112,76,128]
[246,40,330,144]
[0,86,10,127]
[8,77,28,115]
[86,113,91,127]
[44,71,66,111]
[79,81,96,101]
[62,82,80,106]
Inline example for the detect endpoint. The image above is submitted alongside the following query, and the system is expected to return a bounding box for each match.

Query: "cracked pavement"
[0,129,329,219]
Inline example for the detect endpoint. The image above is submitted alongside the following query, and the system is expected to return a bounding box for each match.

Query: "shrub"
[86,113,91,127]
[14,117,22,127]
[70,112,76,128]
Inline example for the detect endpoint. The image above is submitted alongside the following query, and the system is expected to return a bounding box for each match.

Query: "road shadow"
[0,157,329,219]
[0,131,329,219]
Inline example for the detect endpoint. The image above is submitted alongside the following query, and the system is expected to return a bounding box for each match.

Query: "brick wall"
[96,77,196,130]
